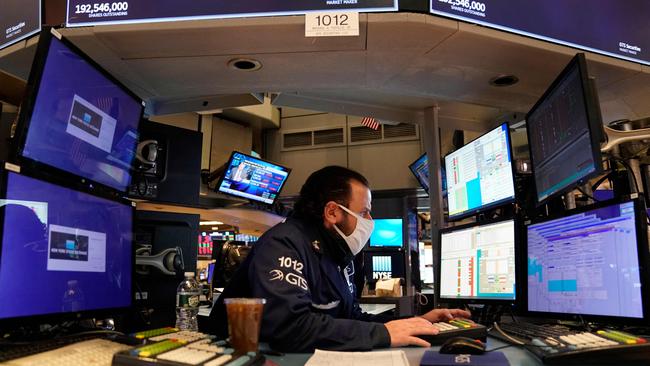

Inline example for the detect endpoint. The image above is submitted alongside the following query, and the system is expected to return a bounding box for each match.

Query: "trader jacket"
[208,217,393,352]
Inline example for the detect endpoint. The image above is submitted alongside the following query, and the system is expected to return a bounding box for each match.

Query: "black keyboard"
[492,321,650,365]
[417,319,487,345]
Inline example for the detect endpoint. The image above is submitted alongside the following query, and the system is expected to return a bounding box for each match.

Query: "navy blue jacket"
[208,217,392,352]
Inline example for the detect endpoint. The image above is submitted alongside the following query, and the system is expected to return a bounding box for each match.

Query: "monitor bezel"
[523,197,650,324]
[444,122,516,221]
[0,164,135,327]
[408,152,430,194]
[12,27,144,197]
[216,151,291,206]
[525,53,604,207]
[436,216,520,305]
[369,217,405,249]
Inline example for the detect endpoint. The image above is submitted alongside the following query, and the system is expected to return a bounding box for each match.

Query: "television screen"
[409,153,430,194]
[439,219,516,301]
[445,123,515,220]
[369,218,403,248]
[527,200,646,319]
[217,152,290,205]
[363,250,405,282]
[526,53,603,204]
[0,171,133,320]
[15,29,143,193]
[1,0,40,50]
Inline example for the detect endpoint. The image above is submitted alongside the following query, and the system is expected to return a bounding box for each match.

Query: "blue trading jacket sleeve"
[249,235,390,352]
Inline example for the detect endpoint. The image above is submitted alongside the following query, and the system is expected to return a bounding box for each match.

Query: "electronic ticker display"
[1,0,40,50]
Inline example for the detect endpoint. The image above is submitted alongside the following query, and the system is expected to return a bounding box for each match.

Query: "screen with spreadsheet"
[527,201,644,319]
[444,123,515,220]
[439,219,516,301]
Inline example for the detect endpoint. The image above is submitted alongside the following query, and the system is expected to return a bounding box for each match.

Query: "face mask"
[333,204,374,256]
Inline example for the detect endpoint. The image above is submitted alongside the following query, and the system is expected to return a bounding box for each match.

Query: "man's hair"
[292,166,369,223]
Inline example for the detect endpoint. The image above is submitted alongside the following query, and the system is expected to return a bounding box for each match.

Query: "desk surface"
[267,337,542,365]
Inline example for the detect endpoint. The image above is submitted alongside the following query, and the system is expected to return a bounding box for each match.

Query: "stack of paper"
[305,349,409,366]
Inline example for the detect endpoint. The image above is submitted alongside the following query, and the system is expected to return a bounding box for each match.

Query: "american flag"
[361,116,380,130]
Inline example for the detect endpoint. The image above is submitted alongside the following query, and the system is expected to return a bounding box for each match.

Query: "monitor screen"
[439,219,516,301]
[526,53,603,204]
[0,172,133,320]
[445,123,515,220]
[207,262,215,284]
[409,153,430,193]
[527,200,644,319]
[1,0,40,50]
[217,152,290,205]
[369,218,403,248]
[363,251,405,282]
[419,242,434,286]
[16,31,143,193]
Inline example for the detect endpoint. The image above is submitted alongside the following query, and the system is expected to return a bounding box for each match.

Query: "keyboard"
[0,338,132,366]
[492,321,650,364]
[112,337,265,366]
[417,319,487,345]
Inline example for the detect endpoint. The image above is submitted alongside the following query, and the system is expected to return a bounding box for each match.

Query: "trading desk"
[267,338,542,365]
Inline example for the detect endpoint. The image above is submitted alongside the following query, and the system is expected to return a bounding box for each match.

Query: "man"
[208,166,470,352]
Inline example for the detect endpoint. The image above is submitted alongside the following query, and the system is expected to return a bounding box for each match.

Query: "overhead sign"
[1,0,41,50]
[430,0,650,66]
[66,0,398,27]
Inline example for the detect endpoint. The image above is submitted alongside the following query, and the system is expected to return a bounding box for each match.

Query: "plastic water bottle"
[176,272,201,331]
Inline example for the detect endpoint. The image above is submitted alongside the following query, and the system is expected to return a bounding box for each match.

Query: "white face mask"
[333,204,374,256]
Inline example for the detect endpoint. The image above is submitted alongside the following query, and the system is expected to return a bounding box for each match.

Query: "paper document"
[305,349,409,366]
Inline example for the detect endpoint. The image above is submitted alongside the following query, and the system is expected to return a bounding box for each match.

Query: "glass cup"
[224,298,266,354]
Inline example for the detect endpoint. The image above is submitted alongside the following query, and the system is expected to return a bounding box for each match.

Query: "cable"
[492,322,525,345]
[608,156,640,194]
[575,185,600,202]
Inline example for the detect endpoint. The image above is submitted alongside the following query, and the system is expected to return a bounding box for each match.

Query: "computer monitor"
[526,53,604,205]
[438,219,517,303]
[418,242,434,287]
[0,169,133,323]
[369,218,403,248]
[14,28,144,194]
[526,199,649,321]
[207,262,215,284]
[363,250,406,283]
[217,151,291,205]
[409,153,430,194]
[444,123,515,220]
[0,0,41,50]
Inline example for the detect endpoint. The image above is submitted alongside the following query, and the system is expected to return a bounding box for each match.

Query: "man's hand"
[420,308,472,323]
[384,317,439,347]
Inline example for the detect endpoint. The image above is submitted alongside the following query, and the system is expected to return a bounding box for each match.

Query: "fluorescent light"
[200,221,223,225]
[211,227,219,231]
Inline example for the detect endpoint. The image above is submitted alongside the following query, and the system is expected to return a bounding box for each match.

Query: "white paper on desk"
[305,349,409,366]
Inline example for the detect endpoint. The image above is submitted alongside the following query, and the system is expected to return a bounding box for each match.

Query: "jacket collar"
[289,217,353,267]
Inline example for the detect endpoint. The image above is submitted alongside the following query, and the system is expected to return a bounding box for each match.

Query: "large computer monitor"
[369,218,403,248]
[526,199,649,322]
[526,53,604,205]
[0,169,133,324]
[444,123,515,220]
[217,151,291,205]
[14,28,144,194]
[438,218,517,303]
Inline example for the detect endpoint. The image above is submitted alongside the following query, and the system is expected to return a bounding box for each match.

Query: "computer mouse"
[439,336,486,355]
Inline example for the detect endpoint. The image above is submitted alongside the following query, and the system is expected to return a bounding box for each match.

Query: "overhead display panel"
[66,0,398,27]
[1,0,41,50]
[430,0,650,66]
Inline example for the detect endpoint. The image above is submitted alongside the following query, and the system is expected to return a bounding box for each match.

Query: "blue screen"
[0,173,133,319]
[207,262,215,284]
[409,153,430,193]
[527,201,643,318]
[370,219,403,248]
[21,36,142,192]
[218,152,290,204]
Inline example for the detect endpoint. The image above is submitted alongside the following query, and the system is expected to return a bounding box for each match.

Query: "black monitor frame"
[216,151,291,206]
[525,53,604,207]
[444,122,516,221]
[12,27,144,198]
[436,216,520,306]
[409,152,430,194]
[0,162,135,328]
[523,197,650,325]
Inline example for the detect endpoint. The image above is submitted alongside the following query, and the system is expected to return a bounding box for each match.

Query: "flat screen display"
[526,53,603,204]
[0,172,132,320]
[17,33,143,193]
[67,0,398,27]
[217,152,290,205]
[445,123,515,220]
[369,218,403,248]
[527,201,644,319]
[409,153,430,194]
[363,250,405,282]
[0,0,40,50]
[439,219,516,301]
[430,0,650,66]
